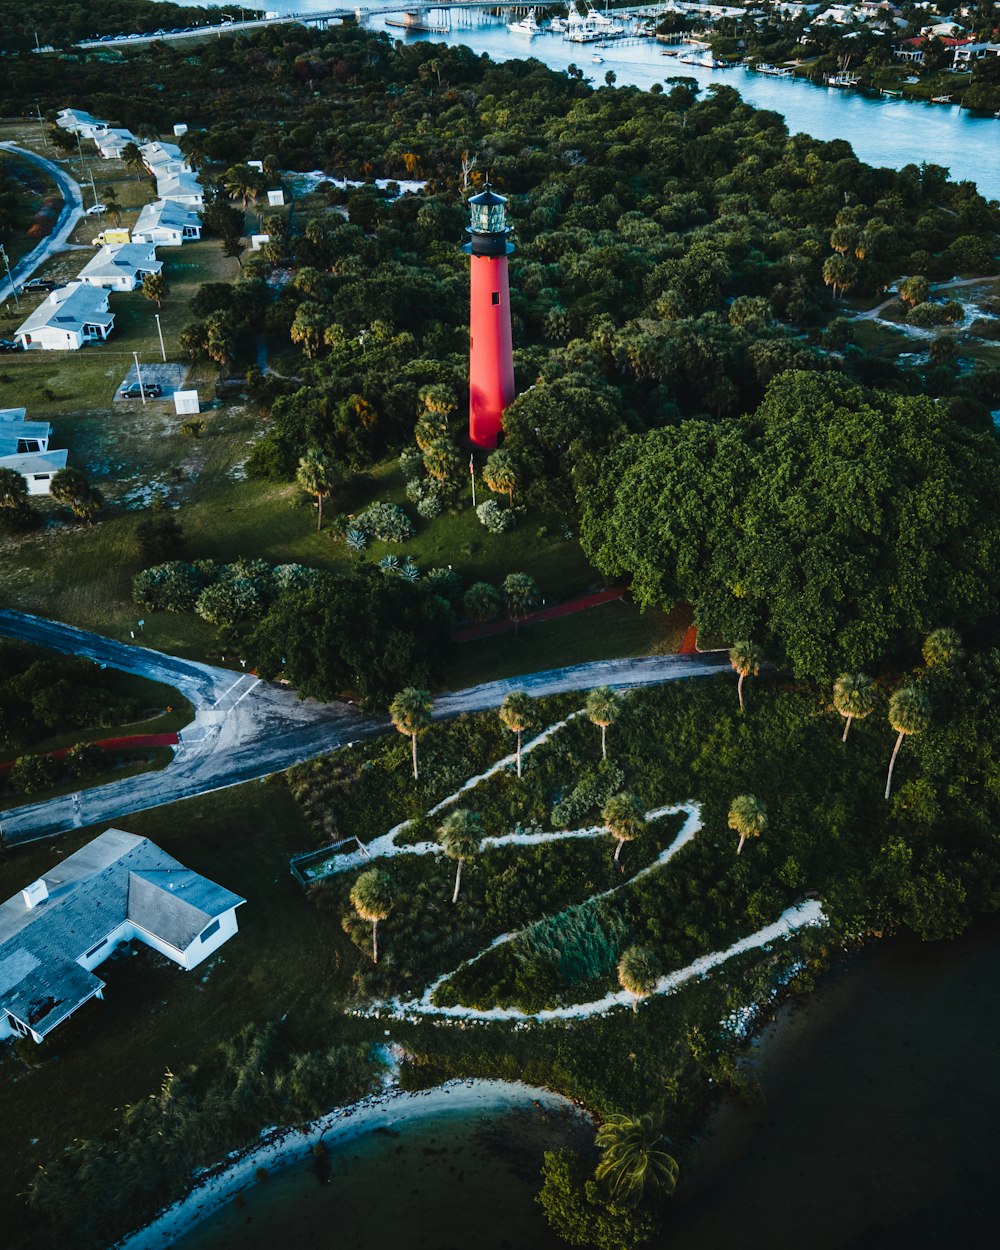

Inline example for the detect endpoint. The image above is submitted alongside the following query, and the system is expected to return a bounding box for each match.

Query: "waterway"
[238,3,1000,200]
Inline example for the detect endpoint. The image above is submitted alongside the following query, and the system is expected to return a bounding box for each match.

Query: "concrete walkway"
[0,610,730,844]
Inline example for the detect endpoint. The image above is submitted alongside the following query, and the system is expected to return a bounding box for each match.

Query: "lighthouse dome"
[468,184,508,235]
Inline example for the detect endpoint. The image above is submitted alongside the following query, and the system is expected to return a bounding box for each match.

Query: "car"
[18,278,57,294]
[85,203,108,216]
[119,381,163,399]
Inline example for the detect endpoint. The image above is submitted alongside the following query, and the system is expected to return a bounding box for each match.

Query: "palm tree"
[0,467,28,509]
[439,808,482,903]
[122,141,146,181]
[594,1114,679,1205]
[390,688,433,781]
[499,691,538,778]
[51,468,101,525]
[728,794,766,856]
[618,946,659,1013]
[296,449,341,532]
[104,185,122,227]
[502,572,540,634]
[141,272,168,309]
[729,641,764,713]
[885,687,931,800]
[350,868,394,964]
[602,792,646,865]
[586,686,620,760]
[833,672,877,743]
[463,581,501,625]
[223,162,262,216]
[483,448,518,507]
[922,628,963,668]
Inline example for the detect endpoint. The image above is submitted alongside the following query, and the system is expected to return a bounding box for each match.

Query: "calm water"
[240,5,1000,200]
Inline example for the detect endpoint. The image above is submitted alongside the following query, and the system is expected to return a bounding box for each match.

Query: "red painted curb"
[0,732,178,776]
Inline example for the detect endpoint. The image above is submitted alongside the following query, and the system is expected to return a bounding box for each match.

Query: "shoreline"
[113,1078,592,1250]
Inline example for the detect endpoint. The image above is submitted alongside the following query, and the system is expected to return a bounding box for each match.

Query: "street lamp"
[133,350,147,404]
[0,244,19,309]
[154,312,166,362]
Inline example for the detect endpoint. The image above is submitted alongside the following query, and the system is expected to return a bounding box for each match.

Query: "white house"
[953,40,1000,68]
[0,829,245,1044]
[14,283,115,351]
[0,409,67,494]
[78,242,162,292]
[132,198,202,246]
[156,170,204,207]
[55,108,109,140]
[0,449,69,494]
[94,127,137,160]
[140,140,192,178]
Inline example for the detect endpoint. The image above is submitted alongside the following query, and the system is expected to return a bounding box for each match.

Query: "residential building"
[132,198,202,246]
[0,829,246,1044]
[0,449,68,494]
[156,170,204,207]
[55,108,109,140]
[139,140,192,178]
[14,282,115,351]
[0,409,67,494]
[78,242,162,292]
[953,40,1000,68]
[94,128,137,160]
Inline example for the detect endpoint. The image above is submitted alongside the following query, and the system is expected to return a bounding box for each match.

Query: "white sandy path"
[114,1079,587,1250]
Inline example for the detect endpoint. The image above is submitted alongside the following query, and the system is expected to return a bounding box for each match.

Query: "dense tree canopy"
[581,371,1000,679]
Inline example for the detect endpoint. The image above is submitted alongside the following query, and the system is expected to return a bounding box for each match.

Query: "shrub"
[416,490,443,519]
[476,499,520,534]
[906,300,964,327]
[552,762,626,828]
[399,446,423,479]
[132,562,204,613]
[425,567,462,602]
[196,578,268,626]
[513,898,631,988]
[352,501,414,543]
[346,529,368,551]
[9,754,59,795]
[66,742,105,779]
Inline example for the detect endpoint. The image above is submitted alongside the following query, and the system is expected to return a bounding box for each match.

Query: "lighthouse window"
[492,291,500,306]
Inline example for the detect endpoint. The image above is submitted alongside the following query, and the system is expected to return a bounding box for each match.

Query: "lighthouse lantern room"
[464,184,515,449]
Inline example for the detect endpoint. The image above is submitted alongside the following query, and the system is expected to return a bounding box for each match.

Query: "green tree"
[602,792,646,866]
[389,687,433,781]
[729,641,764,713]
[594,1114,679,1205]
[223,162,263,215]
[833,672,877,743]
[141,272,168,309]
[537,1150,659,1250]
[50,468,102,524]
[899,275,930,308]
[503,572,540,634]
[350,868,394,964]
[296,449,342,532]
[463,581,501,625]
[439,808,482,903]
[499,690,538,778]
[617,946,659,1013]
[922,628,963,668]
[885,687,931,800]
[0,467,27,509]
[483,448,518,506]
[586,686,620,761]
[121,141,146,181]
[728,794,766,856]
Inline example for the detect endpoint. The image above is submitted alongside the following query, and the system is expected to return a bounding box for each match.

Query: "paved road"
[0,611,729,844]
[0,144,84,307]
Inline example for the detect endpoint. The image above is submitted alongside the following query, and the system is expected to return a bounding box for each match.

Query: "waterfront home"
[14,283,115,351]
[78,242,162,292]
[0,829,246,1044]
[952,40,1000,68]
[132,198,203,246]
[895,34,974,63]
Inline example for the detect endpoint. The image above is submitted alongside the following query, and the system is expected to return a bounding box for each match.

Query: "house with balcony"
[0,829,245,1044]
[14,283,115,351]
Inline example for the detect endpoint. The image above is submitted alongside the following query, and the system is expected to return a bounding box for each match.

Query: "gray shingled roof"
[0,830,244,1037]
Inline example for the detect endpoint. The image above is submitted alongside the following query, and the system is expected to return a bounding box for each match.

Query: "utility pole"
[89,168,101,216]
[154,313,166,362]
[133,351,147,404]
[0,245,19,309]
[36,103,48,150]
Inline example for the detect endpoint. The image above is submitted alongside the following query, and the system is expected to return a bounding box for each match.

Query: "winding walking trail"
[0,610,729,843]
[0,143,84,304]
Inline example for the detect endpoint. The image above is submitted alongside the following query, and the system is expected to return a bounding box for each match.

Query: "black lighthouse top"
[464,183,515,258]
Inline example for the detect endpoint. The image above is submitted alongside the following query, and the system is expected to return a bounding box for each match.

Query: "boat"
[678,51,728,69]
[826,73,860,88]
[750,62,793,77]
[931,94,953,104]
[507,9,539,36]
[549,16,567,32]
[592,52,604,62]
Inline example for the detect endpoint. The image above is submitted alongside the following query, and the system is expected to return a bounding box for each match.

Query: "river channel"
[245,2,1000,200]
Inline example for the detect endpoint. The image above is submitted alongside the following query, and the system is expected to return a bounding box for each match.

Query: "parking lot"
[114,362,190,402]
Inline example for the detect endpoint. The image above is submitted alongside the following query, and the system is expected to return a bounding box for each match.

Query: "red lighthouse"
[464,184,515,449]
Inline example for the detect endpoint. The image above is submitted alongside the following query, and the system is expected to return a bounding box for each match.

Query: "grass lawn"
[0,777,360,1223]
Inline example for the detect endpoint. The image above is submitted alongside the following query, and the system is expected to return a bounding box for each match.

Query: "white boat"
[679,51,727,69]
[549,16,567,32]
[592,52,604,62]
[507,9,539,35]
[751,62,793,77]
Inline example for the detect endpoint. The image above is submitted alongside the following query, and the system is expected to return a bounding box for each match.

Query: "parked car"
[85,203,108,216]
[120,380,163,399]
[18,278,57,294]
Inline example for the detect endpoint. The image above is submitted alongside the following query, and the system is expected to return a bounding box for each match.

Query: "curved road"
[0,610,729,844]
[0,143,84,306]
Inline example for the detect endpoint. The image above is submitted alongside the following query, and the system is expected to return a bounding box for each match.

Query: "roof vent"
[22,880,49,909]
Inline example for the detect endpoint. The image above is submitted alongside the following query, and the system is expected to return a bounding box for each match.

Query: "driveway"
[0,144,84,306]
[0,611,730,844]
[115,362,190,401]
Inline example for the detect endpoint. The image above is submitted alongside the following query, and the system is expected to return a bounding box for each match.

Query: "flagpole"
[470,453,476,507]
